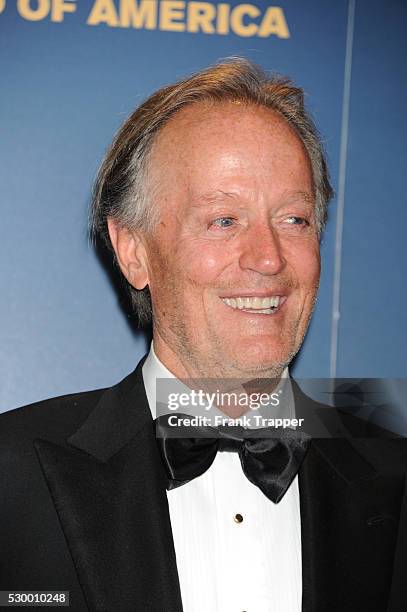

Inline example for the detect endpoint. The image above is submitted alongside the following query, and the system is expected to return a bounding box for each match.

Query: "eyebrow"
[189,189,315,208]
[286,191,315,204]
[189,190,240,208]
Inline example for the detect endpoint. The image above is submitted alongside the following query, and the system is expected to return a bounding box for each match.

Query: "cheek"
[194,253,221,278]
[178,243,228,287]
[149,243,225,310]
[288,242,320,289]
[303,258,320,288]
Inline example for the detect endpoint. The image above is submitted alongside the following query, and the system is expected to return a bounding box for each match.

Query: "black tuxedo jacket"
[1,358,407,611]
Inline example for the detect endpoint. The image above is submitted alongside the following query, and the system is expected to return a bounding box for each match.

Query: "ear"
[107,218,149,290]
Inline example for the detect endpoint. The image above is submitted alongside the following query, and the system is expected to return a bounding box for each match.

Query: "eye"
[284,216,310,226]
[210,217,236,229]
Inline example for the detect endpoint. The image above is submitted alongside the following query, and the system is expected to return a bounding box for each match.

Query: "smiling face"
[141,102,320,378]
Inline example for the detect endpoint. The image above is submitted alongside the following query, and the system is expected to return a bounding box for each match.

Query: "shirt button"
[234,513,244,523]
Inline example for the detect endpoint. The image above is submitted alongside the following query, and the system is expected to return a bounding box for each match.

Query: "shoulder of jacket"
[0,388,106,450]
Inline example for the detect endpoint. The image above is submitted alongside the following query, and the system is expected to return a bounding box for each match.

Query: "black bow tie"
[155,415,311,503]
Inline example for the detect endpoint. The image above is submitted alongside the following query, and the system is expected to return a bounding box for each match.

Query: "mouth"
[221,295,287,315]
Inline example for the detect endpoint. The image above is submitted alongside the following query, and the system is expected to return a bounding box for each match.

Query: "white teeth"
[222,296,281,311]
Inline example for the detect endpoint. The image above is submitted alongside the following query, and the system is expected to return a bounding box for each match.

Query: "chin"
[227,341,292,377]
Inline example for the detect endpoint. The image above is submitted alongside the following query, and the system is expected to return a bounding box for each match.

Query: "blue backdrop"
[1,0,406,423]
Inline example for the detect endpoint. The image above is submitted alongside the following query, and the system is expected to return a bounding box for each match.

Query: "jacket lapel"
[34,362,183,612]
[299,437,402,611]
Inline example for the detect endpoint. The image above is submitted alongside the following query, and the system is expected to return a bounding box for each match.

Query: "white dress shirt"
[142,344,302,612]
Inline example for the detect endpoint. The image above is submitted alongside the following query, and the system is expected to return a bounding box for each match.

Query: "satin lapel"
[34,362,183,612]
[299,438,401,612]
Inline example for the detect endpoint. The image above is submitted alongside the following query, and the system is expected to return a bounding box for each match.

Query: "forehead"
[148,101,312,199]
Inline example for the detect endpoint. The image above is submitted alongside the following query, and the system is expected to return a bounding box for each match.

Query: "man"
[0,59,406,611]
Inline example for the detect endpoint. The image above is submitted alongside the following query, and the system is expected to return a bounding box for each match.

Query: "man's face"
[142,102,320,378]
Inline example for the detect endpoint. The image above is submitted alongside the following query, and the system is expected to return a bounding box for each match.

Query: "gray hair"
[91,58,333,326]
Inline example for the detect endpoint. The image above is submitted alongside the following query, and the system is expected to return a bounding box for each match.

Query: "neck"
[151,335,285,418]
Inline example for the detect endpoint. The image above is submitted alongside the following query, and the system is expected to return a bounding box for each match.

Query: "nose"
[238,223,286,275]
